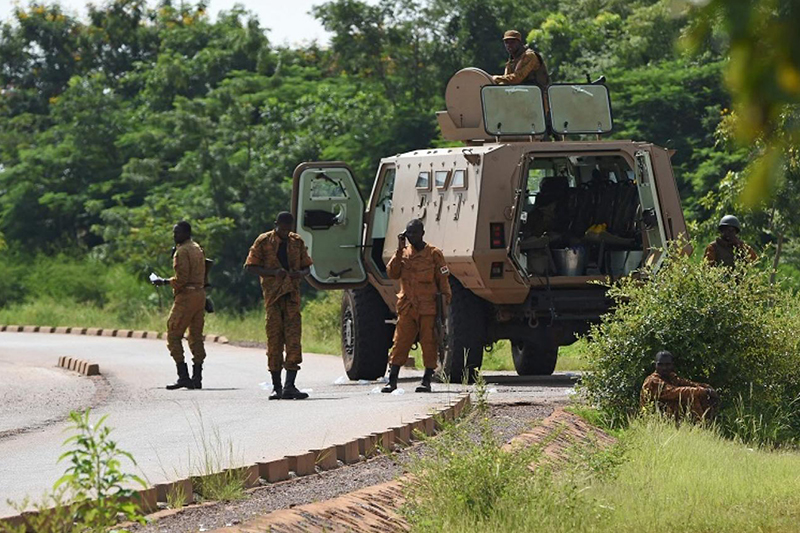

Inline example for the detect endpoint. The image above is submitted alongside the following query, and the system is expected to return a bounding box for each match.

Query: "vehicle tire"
[341,286,395,380]
[442,277,489,383]
[511,341,558,376]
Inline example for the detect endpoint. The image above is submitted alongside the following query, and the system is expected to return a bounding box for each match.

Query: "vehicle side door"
[292,162,368,289]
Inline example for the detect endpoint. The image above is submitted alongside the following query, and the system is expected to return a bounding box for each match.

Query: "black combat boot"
[282,370,309,400]
[166,362,194,390]
[382,365,401,393]
[415,368,434,393]
[191,363,203,390]
[269,370,283,400]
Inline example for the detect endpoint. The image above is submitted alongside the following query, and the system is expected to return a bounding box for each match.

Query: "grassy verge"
[0,291,342,356]
[405,409,800,532]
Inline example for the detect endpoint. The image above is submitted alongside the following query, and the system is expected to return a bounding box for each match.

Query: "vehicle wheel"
[442,277,488,383]
[511,341,558,376]
[341,286,395,380]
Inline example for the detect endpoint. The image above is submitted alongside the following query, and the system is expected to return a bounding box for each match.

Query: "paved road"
[0,332,574,517]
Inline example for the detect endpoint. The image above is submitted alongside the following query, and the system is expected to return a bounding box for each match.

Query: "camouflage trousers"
[266,292,303,372]
[389,307,437,369]
[167,289,206,365]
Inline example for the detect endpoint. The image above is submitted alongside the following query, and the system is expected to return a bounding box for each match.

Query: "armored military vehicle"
[291,68,687,381]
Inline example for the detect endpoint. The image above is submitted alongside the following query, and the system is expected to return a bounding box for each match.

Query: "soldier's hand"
[289,270,304,279]
[276,269,288,280]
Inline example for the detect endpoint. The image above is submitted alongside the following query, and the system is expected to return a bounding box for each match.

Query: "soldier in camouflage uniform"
[382,219,452,394]
[151,221,207,390]
[245,212,313,400]
[704,215,757,267]
[640,351,719,421]
[493,30,551,111]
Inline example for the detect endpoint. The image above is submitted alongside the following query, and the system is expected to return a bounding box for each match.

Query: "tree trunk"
[770,231,784,284]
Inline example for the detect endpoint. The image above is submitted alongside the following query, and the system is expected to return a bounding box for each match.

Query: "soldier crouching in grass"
[245,212,313,400]
[151,221,207,390]
[640,350,719,421]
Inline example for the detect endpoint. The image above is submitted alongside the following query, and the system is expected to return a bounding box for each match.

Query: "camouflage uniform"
[167,239,206,364]
[387,244,452,369]
[494,47,550,88]
[640,371,717,420]
[245,230,313,372]
[703,238,757,267]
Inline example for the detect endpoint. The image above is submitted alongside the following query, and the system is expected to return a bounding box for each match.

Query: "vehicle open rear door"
[292,162,368,290]
[506,154,533,284]
[634,150,668,271]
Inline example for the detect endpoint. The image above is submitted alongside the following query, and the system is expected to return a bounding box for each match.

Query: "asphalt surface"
[0,332,575,518]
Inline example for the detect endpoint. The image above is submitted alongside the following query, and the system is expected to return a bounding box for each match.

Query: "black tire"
[341,285,395,380]
[511,341,558,376]
[442,277,488,383]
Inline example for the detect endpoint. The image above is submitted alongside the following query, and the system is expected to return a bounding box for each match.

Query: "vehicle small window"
[435,170,450,189]
[310,173,348,200]
[416,171,431,190]
[451,169,467,189]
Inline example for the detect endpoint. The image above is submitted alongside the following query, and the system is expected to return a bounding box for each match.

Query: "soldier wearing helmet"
[703,215,757,267]
[492,30,550,90]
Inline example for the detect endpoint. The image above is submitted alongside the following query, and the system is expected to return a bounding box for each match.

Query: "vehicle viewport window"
[309,172,349,200]
[435,170,450,189]
[452,169,467,189]
[416,171,431,190]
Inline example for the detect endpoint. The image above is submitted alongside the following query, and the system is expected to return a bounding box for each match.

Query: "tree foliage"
[0,0,771,308]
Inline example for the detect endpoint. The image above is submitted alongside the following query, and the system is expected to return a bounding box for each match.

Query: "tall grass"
[404,412,800,533]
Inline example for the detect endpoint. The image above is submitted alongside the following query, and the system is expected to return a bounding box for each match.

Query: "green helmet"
[719,215,741,232]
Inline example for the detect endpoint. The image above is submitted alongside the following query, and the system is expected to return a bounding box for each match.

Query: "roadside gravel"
[133,401,554,533]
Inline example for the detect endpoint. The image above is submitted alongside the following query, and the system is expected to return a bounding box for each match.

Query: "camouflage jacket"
[170,239,205,296]
[245,231,313,304]
[387,243,452,315]
[704,237,757,267]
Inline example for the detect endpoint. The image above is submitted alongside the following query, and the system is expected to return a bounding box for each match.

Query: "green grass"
[434,338,591,372]
[404,411,800,533]
[0,291,342,355]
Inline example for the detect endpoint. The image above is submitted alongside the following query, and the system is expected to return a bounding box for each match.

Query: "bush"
[580,241,800,445]
[7,410,145,533]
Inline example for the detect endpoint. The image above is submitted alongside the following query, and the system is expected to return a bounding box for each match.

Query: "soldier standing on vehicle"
[640,351,719,421]
[704,215,757,267]
[151,221,207,390]
[382,219,452,394]
[492,30,550,89]
[245,212,313,400]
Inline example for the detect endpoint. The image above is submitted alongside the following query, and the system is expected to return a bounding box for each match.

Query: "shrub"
[580,241,800,445]
[7,410,145,533]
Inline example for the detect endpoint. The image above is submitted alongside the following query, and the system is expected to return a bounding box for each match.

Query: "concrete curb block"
[154,479,194,505]
[311,447,338,471]
[286,452,316,477]
[335,441,360,465]
[257,459,289,483]
[225,465,260,489]
[391,425,412,447]
[1,325,232,344]
[57,356,100,376]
